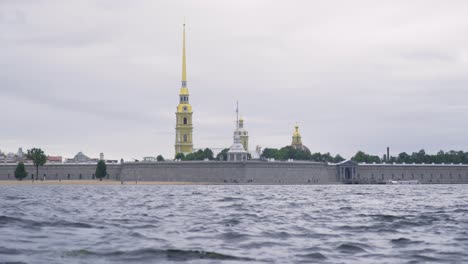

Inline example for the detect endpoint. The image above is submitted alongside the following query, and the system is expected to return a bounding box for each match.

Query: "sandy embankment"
[0,180,204,185]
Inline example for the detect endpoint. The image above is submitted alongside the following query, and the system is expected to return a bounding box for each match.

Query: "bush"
[14,162,28,181]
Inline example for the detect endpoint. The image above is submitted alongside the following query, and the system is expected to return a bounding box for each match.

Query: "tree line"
[351,149,468,164]
[12,147,468,181]
[175,148,215,161]
[261,146,345,163]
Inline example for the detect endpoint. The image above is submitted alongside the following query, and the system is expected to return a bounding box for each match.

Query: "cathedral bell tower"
[175,23,193,156]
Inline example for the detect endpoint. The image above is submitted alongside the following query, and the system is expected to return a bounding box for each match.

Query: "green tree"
[310,152,324,162]
[333,154,345,163]
[184,148,215,161]
[95,160,107,181]
[203,148,214,160]
[14,162,28,181]
[156,155,164,161]
[26,148,47,181]
[261,148,278,159]
[397,152,411,164]
[175,153,185,160]
[351,151,381,164]
[216,148,229,161]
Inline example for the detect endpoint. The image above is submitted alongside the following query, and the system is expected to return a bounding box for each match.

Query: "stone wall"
[120,161,338,184]
[355,164,468,184]
[120,162,245,183]
[1,161,468,184]
[244,162,338,184]
[0,164,122,181]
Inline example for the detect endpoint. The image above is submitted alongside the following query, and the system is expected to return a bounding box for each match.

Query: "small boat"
[386,180,420,185]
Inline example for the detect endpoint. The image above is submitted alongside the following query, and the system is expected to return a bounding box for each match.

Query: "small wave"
[260,231,291,239]
[241,241,289,249]
[218,197,245,202]
[222,218,241,226]
[51,220,94,229]
[367,214,407,222]
[218,231,249,241]
[353,192,370,196]
[336,243,367,254]
[0,215,37,226]
[390,237,423,245]
[65,248,253,261]
[3,195,27,201]
[0,216,97,230]
[166,249,252,261]
[297,252,327,260]
[0,246,22,255]
[410,254,442,262]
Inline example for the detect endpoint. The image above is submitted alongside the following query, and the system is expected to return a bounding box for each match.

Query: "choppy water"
[1,184,468,263]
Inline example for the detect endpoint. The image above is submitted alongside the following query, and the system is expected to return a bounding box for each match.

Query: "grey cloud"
[1,0,468,160]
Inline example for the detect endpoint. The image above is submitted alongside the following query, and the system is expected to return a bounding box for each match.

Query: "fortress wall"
[244,162,339,184]
[120,162,245,183]
[0,164,122,181]
[356,165,468,184]
[2,162,468,184]
[121,161,341,184]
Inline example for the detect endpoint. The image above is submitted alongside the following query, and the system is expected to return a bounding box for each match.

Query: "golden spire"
[181,22,187,87]
[179,22,189,96]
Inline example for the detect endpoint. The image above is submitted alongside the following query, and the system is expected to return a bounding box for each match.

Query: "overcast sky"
[1,0,468,160]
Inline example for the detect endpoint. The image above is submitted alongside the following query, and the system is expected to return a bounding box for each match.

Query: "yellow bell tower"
[175,23,193,156]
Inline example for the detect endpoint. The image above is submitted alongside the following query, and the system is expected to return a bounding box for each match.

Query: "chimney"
[387,147,390,162]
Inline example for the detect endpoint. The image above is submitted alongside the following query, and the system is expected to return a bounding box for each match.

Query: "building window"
[183,117,187,125]
[183,135,188,142]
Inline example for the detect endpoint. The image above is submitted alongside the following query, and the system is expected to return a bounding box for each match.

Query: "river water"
[1,184,468,263]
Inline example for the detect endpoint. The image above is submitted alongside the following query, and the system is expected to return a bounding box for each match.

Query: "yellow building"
[175,23,193,156]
